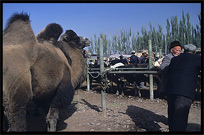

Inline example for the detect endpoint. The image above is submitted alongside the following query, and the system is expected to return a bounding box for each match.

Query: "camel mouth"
[79,36,90,48]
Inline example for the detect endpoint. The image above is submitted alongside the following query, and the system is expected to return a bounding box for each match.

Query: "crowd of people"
[89,40,201,132]
[91,50,160,69]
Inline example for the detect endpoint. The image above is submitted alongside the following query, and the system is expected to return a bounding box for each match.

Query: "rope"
[88,71,101,78]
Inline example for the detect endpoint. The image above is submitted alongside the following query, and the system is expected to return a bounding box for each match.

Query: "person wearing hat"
[159,41,183,95]
[160,40,183,70]
[129,50,139,64]
[138,51,148,64]
[137,51,149,89]
[94,56,100,68]
[118,55,128,65]
[166,44,201,132]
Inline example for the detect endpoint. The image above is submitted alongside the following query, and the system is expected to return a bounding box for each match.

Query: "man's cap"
[184,44,197,52]
[131,50,136,54]
[142,50,147,54]
[169,41,182,50]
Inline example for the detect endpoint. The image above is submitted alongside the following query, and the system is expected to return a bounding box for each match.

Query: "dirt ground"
[23,81,202,133]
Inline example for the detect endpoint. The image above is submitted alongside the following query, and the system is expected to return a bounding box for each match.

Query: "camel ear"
[36,23,63,44]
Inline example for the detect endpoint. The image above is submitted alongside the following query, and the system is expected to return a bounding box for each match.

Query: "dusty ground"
[23,82,202,133]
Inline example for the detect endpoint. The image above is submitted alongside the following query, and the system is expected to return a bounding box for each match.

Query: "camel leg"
[46,107,59,132]
[5,92,28,131]
[7,109,27,131]
[134,82,141,98]
[5,73,32,132]
[46,70,74,132]
[3,112,8,131]
[138,89,141,98]
[90,77,93,89]
[118,81,123,95]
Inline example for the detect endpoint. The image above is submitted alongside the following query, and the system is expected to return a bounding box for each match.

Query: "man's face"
[171,46,182,56]
[143,53,148,57]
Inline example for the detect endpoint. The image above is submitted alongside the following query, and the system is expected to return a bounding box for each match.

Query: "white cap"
[142,50,147,54]
[184,44,196,52]
[132,50,136,54]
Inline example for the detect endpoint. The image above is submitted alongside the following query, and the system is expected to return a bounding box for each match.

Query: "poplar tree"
[195,12,201,48]
[88,38,94,54]
[136,31,141,50]
[166,18,171,52]
[182,11,187,45]
[94,34,98,54]
[171,16,179,41]
[157,24,163,51]
[186,13,192,44]
[131,33,137,51]
[88,11,201,55]
[179,20,184,45]
[112,35,117,54]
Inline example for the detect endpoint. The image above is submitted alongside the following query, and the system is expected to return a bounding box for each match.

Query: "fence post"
[148,40,154,100]
[86,58,90,91]
[99,38,106,116]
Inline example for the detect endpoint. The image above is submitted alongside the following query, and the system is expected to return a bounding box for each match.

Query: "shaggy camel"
[3,12,90,132]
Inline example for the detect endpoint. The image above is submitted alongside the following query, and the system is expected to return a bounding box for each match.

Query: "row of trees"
[88,11,201,56]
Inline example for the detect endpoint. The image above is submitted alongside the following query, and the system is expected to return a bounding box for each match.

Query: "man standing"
[138,51,148,64]
[119,55,128,65]
[138,51,148,88]
[159,41,182,94]
[129,50,139,64]
[166,44,201,132]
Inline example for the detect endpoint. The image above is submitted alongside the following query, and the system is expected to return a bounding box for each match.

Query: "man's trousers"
[167,94,192,132]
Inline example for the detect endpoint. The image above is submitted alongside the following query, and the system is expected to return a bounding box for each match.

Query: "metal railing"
[86,39,157,116]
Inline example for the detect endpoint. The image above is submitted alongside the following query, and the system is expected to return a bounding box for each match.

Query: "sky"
[2,3,201,41]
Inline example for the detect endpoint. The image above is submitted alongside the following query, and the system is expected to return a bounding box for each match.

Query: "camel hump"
[36,23,63,44]
[6,12,30,25]
[3,12,37,45]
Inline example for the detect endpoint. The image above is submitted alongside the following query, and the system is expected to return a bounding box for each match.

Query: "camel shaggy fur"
[36,23,63,44]
[3,12,90,132]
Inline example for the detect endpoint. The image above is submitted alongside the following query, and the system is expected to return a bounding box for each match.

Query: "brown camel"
[3,12,90,132]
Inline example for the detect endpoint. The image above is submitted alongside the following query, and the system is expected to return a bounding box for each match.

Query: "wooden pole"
[148,40,154,100]
[99,38,106,116]
[86,58,90,91]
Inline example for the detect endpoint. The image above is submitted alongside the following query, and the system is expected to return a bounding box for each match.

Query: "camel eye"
[65,36,68,40]
[63,36,69,42]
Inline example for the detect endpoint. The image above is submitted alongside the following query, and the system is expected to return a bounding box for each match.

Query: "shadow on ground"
[126,105,168,132]
[57,103,77,131]
[186,123,201,132]
[25,103,77,132]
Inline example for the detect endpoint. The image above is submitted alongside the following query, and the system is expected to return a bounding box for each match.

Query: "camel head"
[79,36,90,49]
[60,30,90,49]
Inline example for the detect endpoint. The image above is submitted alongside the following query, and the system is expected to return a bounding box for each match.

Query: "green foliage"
[88,11,201,55]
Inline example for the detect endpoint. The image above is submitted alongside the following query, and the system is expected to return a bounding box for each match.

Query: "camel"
[3,12,90,132]
[36,23,63,44]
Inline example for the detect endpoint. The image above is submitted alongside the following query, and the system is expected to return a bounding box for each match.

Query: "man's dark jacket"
[130,55,139,64]
[166,52,201,100]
